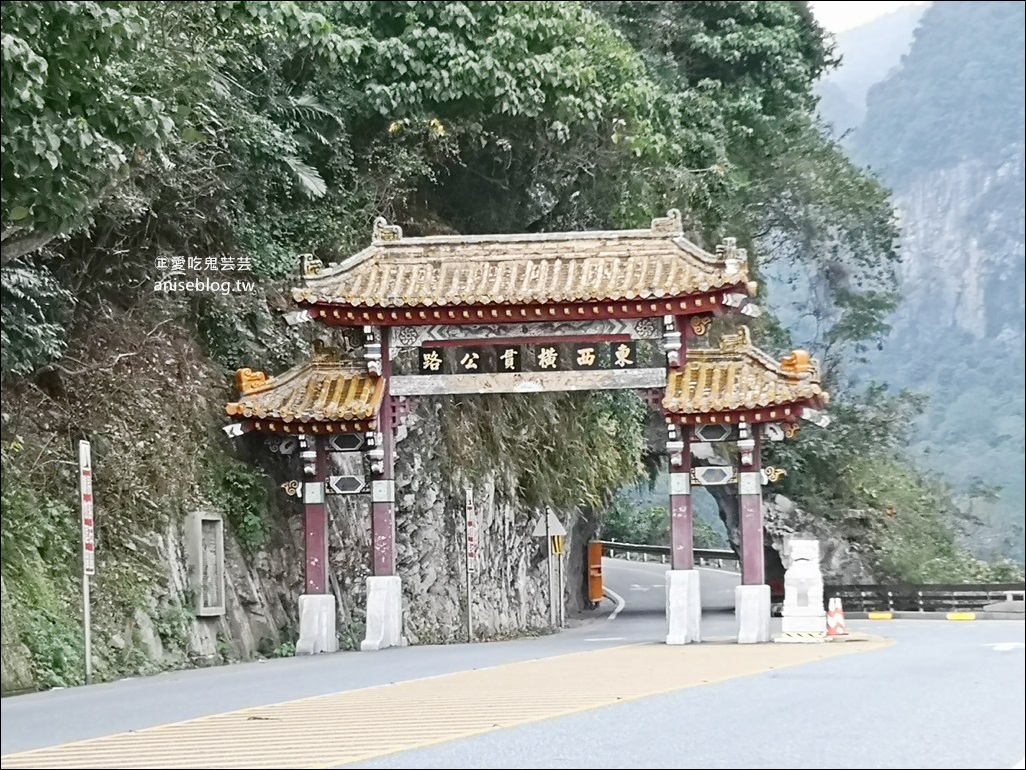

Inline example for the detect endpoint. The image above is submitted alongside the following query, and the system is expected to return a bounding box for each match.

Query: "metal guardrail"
[595,540,738,569]
[595,541,1024,611]
[824,583,1026,613]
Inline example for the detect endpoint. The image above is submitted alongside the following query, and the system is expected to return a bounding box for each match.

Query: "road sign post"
[545,512,554,627]
[465,487,476,642]
[78,440,94,685]
[532,510,566,629]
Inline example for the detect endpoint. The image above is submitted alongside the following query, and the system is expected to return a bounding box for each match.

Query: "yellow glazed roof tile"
[664,327,828,415]
[225,362,384,424]
[291,210,752,309]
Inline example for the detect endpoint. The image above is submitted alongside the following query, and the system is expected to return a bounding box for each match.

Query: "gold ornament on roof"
[719,326,752,353]
[650,208,683,234]
[780,350,812,375]
[783,423,801,439]
[372,216,403,243]
[235,367,268,394]
[311,339,343,363]
[690,315,712,336]
[716,237,748,276]
[300,254,323,277]
[764,467,787,483]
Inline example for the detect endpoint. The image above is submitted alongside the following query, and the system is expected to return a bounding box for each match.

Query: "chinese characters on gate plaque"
[418,341,638,375]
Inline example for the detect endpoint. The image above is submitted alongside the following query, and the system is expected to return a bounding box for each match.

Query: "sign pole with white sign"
[78,440,94,685]
[531,511,567,630]
[557,536,565,628]
[465,486,476,643]
[545,510,556,628]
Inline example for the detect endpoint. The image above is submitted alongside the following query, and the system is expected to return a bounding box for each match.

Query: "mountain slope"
[853,1,1025,559]
[816,4,927,136]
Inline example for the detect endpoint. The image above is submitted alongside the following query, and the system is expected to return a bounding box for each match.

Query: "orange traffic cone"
[826,597,849,637]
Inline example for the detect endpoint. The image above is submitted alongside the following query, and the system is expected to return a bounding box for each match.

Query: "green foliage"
[154,601,194,652]
[1,435,84,688]
[1,1,172,242]
[602,500,667,545]
[0,261,73,376]
[601,498,725,549]
[202,456,269,551]
[764,382,1023,582]
[0,0,347,254]
[271,641,296,658]
[440,389,647,510]
[12,605,85,690]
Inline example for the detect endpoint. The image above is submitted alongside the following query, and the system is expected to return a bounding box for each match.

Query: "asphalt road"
[592,557,743,643]
[353,619,1026,770]
[601,555,740,613]
[2,558,1023,769]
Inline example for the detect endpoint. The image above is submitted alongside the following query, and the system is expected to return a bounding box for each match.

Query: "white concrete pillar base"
[735,584,771,644]
[781,607,827,635]
[665,569,702,644]
[361,575,403,651]
[296,594,338,655]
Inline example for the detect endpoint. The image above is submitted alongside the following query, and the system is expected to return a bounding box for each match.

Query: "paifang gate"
[223,209,829,652]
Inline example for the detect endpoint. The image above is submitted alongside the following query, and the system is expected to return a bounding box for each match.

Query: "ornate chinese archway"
[223,210,828,652]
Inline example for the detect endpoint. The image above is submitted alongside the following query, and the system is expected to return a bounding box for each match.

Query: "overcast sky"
[809,1,930,33]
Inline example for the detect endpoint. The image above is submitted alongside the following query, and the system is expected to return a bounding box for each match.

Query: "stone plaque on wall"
[186,510,226,617]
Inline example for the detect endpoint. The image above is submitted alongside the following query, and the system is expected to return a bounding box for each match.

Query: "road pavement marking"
[1012,758,1024,769]
[604,587,626,620]
[583,637,625,642]
[0,639,890,769]
[946,612,976,621]
[867,611,894,620]
[987,642,1026,651]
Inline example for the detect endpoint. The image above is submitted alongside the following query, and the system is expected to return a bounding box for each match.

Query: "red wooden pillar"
[302,434,329,593]
[669,424,694,570]
[738,424,764,585]
[371,330,396,577]
[667,315,694,570]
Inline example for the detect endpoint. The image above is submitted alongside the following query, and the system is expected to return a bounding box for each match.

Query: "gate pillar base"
[361,576,404,651]
[735,584,771,644]
[665,569,702,645]
[296,594,338,655]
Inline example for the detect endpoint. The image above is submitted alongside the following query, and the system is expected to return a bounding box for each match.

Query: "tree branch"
[1,229,57,264]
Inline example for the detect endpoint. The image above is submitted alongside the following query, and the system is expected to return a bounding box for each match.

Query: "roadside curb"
[848,610,1025,621]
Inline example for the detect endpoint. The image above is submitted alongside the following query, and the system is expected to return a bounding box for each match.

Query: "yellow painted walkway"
[0,639,888,770]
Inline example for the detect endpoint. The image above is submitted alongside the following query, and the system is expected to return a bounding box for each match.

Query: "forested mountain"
[1,1,1018,693]
[816,3,925,137]
[849,1,1026,560]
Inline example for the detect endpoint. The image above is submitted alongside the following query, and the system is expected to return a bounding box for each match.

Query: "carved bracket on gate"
[391,395,419,430]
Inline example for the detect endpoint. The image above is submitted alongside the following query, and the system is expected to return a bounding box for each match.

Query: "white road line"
[583,637,625,642]
[1011,757,1024,769]
[604,586,626,621]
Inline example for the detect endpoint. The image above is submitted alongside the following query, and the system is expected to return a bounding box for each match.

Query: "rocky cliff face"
[889,149,1025,344]
[329,398,575,646]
